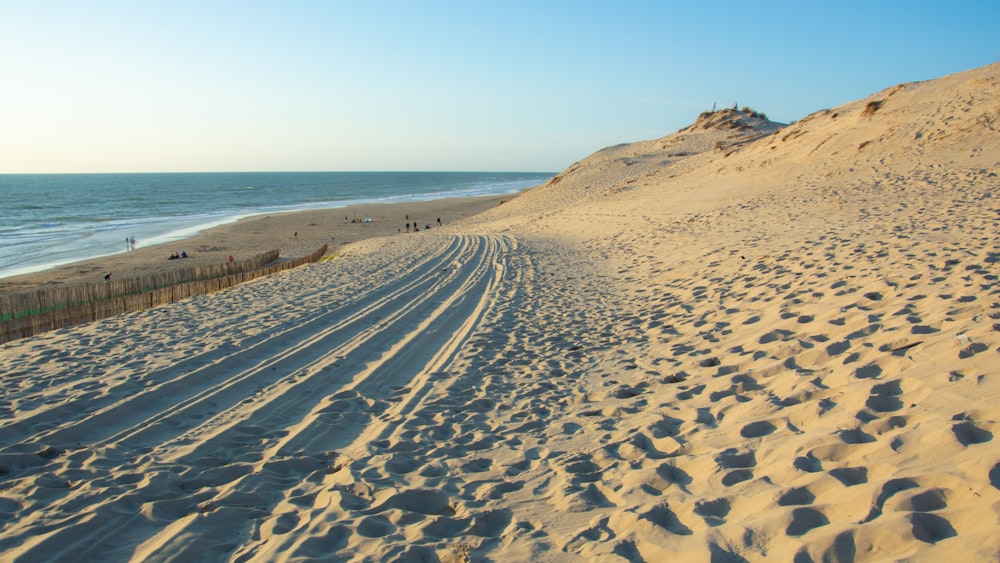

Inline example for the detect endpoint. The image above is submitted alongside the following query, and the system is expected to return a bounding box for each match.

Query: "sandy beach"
[0,195,509,291]
[1,63,999,562]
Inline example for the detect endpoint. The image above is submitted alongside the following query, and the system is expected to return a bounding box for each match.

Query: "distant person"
[104,273,111,281]
[228,255,234,263]
[437,217,441,226]
[130,236,136,250]
[181,251,188,258]
[125,238,130,251]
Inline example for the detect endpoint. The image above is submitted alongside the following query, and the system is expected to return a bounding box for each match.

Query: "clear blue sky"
[2,1,996,173]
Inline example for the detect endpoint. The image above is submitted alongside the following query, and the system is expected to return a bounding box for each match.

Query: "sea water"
[0,171,551,279]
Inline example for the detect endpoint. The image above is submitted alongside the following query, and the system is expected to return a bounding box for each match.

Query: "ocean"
[0,171,551,279]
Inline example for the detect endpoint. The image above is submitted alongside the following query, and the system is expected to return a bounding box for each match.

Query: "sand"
[1,62,999,561]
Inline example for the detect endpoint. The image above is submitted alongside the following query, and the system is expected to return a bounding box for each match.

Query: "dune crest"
[2,62,999,561]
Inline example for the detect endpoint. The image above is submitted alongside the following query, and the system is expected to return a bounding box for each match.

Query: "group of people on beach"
[168,251,188,260]
[404,216,442,233]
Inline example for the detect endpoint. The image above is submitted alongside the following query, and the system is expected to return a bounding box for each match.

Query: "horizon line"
[0,169,559,176]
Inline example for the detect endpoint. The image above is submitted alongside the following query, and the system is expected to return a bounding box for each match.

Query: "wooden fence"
[0,245,328,343]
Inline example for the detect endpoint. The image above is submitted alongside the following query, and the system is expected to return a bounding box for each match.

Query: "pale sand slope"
[1,63,999,562]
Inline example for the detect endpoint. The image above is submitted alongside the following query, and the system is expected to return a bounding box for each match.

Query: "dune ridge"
[1,62,999,561]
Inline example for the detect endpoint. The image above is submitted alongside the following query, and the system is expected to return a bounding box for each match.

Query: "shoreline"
[0,193,509,294]
[0,172,551,282]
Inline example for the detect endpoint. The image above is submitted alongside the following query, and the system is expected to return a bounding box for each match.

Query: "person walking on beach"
[130,236,136,251]
[126,238,130,251]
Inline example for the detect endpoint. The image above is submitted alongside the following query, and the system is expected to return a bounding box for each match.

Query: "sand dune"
[2,63,999,561]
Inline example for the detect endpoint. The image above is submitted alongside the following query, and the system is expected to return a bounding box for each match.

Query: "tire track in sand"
[0,234,511,562]
[0,236,471,452]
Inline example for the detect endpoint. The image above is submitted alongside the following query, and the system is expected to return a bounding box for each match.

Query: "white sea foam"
[0,172,550,278]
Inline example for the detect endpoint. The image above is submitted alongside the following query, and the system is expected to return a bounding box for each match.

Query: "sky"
[1,1,997,174]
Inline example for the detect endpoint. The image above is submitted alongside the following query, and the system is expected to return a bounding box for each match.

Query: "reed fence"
[0,244,328,343]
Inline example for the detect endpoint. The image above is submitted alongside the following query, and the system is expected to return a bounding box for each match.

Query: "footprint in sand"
[470,508,515,537]
[552,483,617,512]
[958,341,989,358]
[638,503,692,535]
[263,511,300,535]
[786,507,830,536]
[472,479,525,501]
[420,516,468,539]
[951,419,993,446]
[460,457,493,473]
[606,431,672,461]
[900,488,948,512]
[502,458,534,478]
[838,427,877,444]
[716,448,756,486]
[417,461,448,478]
[562,421,583,434]
[676,384,706,402]
[716,448,756,469]
[649,415,684,438]
[910,512,957,544]
[357,515,396,538]
[294,526,351,557]
[694,497,731,526]
[741,420,777,438]
[854,362,883,379]
[564,515,615,551]
[721,469,754,486]
[793,451,824,473]
[778,486,816,506]
[860,477,921,523]
[384,452,421,475]
[869,414,909,436]
[866,380,905,413]
[328,487,373,511]
[560,454,604,484]
[425,422,459,441]
[829,466,868,487]
[379,488,459,516]
[759,329,794,344]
